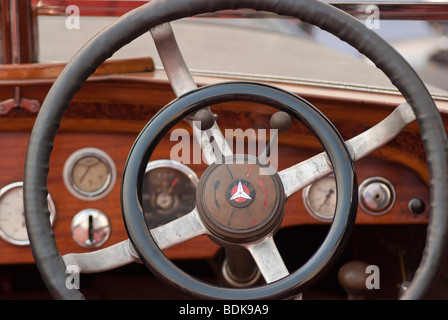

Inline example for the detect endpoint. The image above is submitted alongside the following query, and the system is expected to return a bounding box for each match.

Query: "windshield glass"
[36,2,448,94]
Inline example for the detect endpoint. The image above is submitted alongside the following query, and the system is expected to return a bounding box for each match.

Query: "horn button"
[196,155,285,244]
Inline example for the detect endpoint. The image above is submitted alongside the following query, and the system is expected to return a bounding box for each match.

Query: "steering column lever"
[259,111,292,164]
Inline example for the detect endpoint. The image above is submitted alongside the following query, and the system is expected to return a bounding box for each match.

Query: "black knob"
[194,109,215,131]
[338,261,370,300]
[408,198,425,214]
[270,111,291,132]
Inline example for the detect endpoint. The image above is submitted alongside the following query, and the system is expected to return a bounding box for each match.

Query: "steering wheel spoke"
[151,23,197,97]
[62,239,139,274]
[150,207,209,250]
[245,236,289,283]
[279,102,415,198]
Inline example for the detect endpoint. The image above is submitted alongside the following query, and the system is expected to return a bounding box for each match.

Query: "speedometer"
[142,160,198,228]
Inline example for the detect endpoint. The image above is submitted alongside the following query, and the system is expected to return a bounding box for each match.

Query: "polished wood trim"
[0,129,430,264]
[0,57,154,82]
[0,61,442,263]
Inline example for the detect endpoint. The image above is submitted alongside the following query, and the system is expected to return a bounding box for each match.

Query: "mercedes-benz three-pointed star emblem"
[229,181,252,202]
[226,179,255,208]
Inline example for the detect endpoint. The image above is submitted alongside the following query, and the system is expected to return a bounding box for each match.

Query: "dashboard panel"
[0,60,440,266]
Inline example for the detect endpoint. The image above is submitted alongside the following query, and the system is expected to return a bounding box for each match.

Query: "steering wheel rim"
[24,0,448,300]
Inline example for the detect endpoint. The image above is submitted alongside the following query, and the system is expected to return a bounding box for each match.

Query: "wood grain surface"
[0,61,443,264]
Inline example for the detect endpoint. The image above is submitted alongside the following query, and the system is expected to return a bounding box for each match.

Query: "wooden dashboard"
[0,57,445,265]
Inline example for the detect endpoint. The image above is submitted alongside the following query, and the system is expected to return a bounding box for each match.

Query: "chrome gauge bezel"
[0,181,56,246]
[63,147,116,201]
[302,175,336,222]
[145,159,199,187]
[143,159,199,228]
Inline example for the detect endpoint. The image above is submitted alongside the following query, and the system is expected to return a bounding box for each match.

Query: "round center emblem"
[226,180,256,208]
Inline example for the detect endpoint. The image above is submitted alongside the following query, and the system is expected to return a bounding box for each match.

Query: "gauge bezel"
[145,159,199,187]
[143,160,199,228]
[63,147,116,201]
[302,175,336,222]
[0,181,56,246]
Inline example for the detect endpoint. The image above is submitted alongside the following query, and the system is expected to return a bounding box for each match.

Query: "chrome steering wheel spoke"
[62,239,139,274]
[62,208,209,274]
[279,102,415,198]
[245,236,289,283]
[150,207,209,250]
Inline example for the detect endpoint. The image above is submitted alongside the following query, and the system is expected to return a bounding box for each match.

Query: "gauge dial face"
[63,148,116,200]
[0,181,56,245]
[71,156,109,194]
[303,175,337,222]
[142,160,198,229]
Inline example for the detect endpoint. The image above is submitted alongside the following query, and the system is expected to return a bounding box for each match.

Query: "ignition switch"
[359,177,396,215]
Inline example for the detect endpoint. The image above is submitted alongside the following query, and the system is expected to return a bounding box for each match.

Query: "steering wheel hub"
[196,155,285,243]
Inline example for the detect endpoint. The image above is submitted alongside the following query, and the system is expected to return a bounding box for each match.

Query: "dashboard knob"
[338,261,370,300]
[194,109,215,131]
[359,177,396,215]
[270,111,291,132]
[408,198,426,214]
[71,208,111,248]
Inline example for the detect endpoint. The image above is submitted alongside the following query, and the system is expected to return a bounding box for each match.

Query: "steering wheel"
[24,0,448,300]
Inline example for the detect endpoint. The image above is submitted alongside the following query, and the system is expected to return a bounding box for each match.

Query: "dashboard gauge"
[63,147,116,201]
[71,208,111,248]
[142,160,198,229]
[0,181,56,246]
[303,175,336,222]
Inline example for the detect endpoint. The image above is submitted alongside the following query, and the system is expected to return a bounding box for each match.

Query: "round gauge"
[0,181,56,246]
[71,208,111,248]
[142,160,198,229]
[303,175,337,222]
[63,147,116,201]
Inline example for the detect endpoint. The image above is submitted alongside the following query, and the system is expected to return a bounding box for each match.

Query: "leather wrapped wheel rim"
[24,0,448,300]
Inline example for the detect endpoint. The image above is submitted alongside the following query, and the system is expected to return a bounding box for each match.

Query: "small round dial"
[303,175,337,222]
[71,156,109,194]
[142,160,198,229]
[0,181,56,245]
[63,148,116,200]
